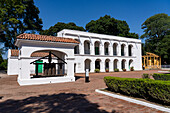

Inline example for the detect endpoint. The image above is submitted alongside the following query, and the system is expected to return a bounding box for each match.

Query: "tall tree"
[0,27,5,54]
[40,22,85,36]
[141,13,170,64]
[0,0,43,49]
[85,15,139,39]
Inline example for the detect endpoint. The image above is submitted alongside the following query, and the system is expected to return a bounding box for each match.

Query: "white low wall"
[18,76,75,86]
[7,58,19,75]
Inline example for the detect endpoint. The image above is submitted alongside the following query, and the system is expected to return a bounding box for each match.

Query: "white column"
[125,60,129,71]
[80,43,84,55]
[132,46,135,57]
[125,45,128,56]
[90,60,95,72]
[109,61,113,72]
[100,43,104,55]
[66,58,75,78]
[109,45,113,56]
[100,60,105,72]
[118,43,121,56]
[90,43,94,55]
[118,60,122,71]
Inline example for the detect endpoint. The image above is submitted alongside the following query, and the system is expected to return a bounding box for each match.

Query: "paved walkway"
[0,70,165,113]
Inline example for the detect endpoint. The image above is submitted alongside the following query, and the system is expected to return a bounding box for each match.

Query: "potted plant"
[105,68,109,72]
[94,69,100,73]
[122,68,126,72]
[114,68,119,72]
[130,66,134,71]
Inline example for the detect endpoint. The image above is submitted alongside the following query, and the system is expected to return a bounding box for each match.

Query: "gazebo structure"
[14,33,79,86]
[142,52,161,69]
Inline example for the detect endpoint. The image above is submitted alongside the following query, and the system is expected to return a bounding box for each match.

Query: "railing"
[161,65,170,69]
[105,52,109,55]
[113,52,117,56]
[121,52,125,56]
[84,50,90,54]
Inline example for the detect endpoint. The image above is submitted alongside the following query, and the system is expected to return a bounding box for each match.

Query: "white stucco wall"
[8,29,142,85]
[58,29,142,73]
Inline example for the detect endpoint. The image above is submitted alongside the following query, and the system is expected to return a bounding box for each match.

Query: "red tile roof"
[17,33,79,44]
[11,49,19,56]
[11,49,55,57]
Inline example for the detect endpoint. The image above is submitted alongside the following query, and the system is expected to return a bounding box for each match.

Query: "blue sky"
[2,0,170,59]
[35,0,170,36]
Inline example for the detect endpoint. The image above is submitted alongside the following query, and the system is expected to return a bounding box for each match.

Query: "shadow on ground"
[0,93,114,113]
[75,75,84,80]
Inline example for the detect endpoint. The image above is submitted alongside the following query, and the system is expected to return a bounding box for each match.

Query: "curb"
[95,89,170,113]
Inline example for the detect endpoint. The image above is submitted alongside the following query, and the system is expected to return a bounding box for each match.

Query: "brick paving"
[0,70,166,113]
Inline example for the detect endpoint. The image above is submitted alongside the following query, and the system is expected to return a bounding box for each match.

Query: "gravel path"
[0,70,164,113]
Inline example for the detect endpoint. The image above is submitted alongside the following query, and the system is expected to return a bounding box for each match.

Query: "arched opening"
[104,42,109,55]
[84,59,91,71]
[128,45,133,56]
[74,39,80,54]
[121,44,126,56]
[114,59,118,69]
[84,40,90,54]
[30,50,67,77]
[74,45,79,54]
[121,59,126,69]
[113,43,118,56]
[129,59,133,69]
[94,41,100,55]
[105,59,110,72]
[95,59,101,70]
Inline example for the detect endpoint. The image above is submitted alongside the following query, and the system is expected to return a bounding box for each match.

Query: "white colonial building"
[7,29,142,86]
[58,29,142,73]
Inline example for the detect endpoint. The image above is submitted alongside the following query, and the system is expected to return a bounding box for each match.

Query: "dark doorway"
[95,61,100,69]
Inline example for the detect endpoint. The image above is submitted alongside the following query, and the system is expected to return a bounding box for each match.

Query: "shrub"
[114,69,119,72]
[130,66,134,71]
[0,59,7,70]
[122,68,126,72]
[142,73,150,79]
[94,69,100,73]
[104,76,170,105]
[105,68,109,72]
[152,73,170,81]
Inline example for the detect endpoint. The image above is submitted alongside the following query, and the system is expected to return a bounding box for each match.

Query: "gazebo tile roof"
[11,49,55,57]
[11,49,19,56]
[17,33,79,44]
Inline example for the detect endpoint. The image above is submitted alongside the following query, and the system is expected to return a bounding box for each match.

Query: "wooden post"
[150,56,151,69]
[160,57,161,68]
[154,57,155,69]
[147,56,148,69]
[36,63,38,76]
[144,57,145,68]
[48,51,52,64]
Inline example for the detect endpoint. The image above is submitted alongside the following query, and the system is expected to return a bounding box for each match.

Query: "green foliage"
[104,76,170,105]
[122,68,126,72]
[0,54,3,64]
[105,68,109,72]
[130,67,134,71]
[152,73,170,81]
[0,0,43,49]
[94,69,100,73]
[0,59,7,70]
[141,13,170,64]
[40,22,85,36]
[86,15,139,39]
[0,54,7,70]
[114,69,119,72]
[142,73,150,79]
